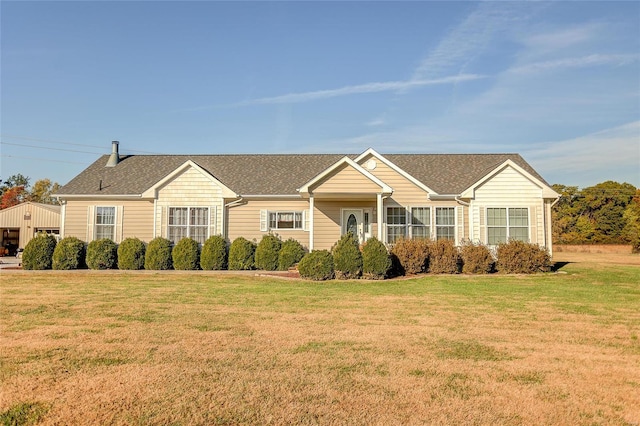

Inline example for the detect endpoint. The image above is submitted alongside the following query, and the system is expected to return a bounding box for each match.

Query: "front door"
[342,209,364,243]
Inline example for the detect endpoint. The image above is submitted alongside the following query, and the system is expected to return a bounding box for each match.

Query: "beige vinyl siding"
[474,166,542,200]
[155,166,224,239]
[357,154,428,205]
[471,166,546,247]
[313,200,376,250]
[227,199,310,247]
[311,164,381,194]
[63,200,154,242]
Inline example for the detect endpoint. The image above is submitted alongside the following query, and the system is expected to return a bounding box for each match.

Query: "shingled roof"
[56,152,548,197]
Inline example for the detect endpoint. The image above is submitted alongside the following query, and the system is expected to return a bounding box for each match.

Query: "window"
[487,207,529,244]
[95,207,115,240]
[410,207,430,239]
[169,207,209,244]
[268,211,303,230]
[386,207,406,243]
[435,207,455,241]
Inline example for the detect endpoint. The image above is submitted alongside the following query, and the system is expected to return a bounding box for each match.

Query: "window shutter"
[303,210,309,231]
[87,206,95,241]
[160,206,167,238]
[456,206,464,245]
[211,205,217,236]
[260,210,268,232]
[479,207,486,244]
[529,206,538,244]
[116,206,124,243]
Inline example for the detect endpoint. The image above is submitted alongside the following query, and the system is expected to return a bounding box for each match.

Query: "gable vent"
[106,141,120,167]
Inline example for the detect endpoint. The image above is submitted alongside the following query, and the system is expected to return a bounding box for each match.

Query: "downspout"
[224,197,245,208]
[224,197,245,240]
[153,199,157,238]
[309,194,314,251]
[454,196,469,206]
[547,197,561,256]
[60,199,66,238]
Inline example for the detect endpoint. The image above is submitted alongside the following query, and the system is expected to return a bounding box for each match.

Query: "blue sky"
[1,1,639,189]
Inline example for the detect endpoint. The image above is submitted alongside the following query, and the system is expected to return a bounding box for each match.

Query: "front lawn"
[1,259,639,425]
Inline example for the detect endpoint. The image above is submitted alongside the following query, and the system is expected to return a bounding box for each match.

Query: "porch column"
[309,194,314,251]
[377,193,383,241]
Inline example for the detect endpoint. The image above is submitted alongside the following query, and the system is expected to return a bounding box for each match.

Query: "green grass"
[1,261,639,425]
[0,402,48,426]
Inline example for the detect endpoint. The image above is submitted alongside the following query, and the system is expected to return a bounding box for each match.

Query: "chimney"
[105,141,120,167]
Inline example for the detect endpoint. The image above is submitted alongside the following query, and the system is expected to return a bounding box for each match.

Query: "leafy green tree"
[578,181,636,243]
[0,174,30,193]
[29,178,61,204]
[552,181,637,244]
[624,189,640,253]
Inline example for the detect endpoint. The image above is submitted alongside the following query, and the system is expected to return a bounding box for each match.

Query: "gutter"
[241,194,302,198]
[54,194,144,200]
[428,194,459,201]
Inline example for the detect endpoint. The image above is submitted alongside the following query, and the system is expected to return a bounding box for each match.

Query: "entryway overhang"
[297,156,393,250]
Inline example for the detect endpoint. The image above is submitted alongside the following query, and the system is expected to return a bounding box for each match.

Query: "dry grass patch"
[1,263,639,425]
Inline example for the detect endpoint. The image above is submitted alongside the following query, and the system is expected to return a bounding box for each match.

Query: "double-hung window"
[269,211,303,230]
[95,207,116,240]
[487,207,529,244]
[168,207,209,244]
[386,207,406,243]
[410,207,430,239]
[435,207,455,241]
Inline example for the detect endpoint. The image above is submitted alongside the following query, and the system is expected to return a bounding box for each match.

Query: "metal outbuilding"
[0,202,61,255]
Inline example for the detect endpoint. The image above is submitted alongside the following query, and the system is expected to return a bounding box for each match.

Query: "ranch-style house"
[55,142,559,253]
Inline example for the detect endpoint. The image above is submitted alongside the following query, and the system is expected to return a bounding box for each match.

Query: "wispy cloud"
[508,53,639,75]
[231,74,484,106]
[411,2,531,81]
[522,23,603,52]
[525,121,640,184]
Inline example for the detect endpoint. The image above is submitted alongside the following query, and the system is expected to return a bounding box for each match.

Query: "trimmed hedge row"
[20,234,551,277]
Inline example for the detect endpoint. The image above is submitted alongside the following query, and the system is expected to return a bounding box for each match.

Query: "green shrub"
[172,238,200,270]
[460,241,494,274]
[117,237,146,270]
[145,237,173,270]
[428,239,460,274]
[254,234,282,271]
[200,235,228,270]
[298,250,334,281]
[362,237,391,280]
[86,238,117,270]
[52,236,85,270]
[22,233,57,270]
[331,233,362,279]
[228,237,256,270]
[278,238,306,271]
[390,238,430,275]
[496,240,551,274]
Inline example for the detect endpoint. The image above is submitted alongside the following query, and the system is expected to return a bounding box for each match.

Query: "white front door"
[342,209,364,243]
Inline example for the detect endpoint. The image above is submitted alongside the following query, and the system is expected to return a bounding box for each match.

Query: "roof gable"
[0,201,61,215]
[460,159,559,199]
[298,157,392,195]
[355,148,437,194]
[141,160,237,199]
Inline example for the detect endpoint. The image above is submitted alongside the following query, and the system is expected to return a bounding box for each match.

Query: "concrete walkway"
[0,256,21,269]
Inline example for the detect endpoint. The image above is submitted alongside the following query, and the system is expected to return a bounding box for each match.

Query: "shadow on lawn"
[552,261,572,272]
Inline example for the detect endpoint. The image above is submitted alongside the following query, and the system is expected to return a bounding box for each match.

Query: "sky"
[1,1,639,189]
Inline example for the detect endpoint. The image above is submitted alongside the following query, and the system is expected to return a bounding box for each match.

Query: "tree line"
[0,173,61,209]
[552,181,640,251]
